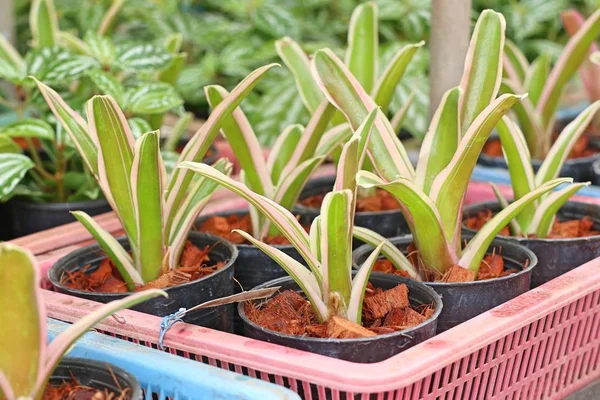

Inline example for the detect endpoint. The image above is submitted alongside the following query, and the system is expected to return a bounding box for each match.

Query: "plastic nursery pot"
[294,175,410,244]
[50,232,237,332]
[3,198,111,240]
[352,234,537,333]
[238,274,442,363]
[591,158,600,186]
[48,358,141,400]
[463,201,600,288]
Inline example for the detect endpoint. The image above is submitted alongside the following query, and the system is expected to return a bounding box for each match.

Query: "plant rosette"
[294,175,410,243]
[478,10,600,181]
[50,232,238,331]
[352,233,537,333]
[463,200,600,288]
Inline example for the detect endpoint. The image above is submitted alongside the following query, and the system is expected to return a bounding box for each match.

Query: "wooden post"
[429,0,472,119]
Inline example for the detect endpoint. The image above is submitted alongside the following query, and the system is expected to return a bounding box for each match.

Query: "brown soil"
[300,189,400,212]
[483,135,599,160]
[464,209,600,239]
[198,214,309,246]
[245,284,435,339]
[60,241,226,293]
[43,373,131,400]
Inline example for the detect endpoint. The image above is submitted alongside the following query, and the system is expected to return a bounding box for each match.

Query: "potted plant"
[181,114,442,363]
[42,63,276,330]
[0,241,165,400]
[0,0,188,239]
[280,3,422,239]
[479,9,600,182]
[317,9,568,332]
[463,111,600,287]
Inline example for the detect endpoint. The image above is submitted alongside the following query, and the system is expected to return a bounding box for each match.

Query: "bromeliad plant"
[310,10,573,279]
[37,63,276,288]
[0,0,184,204]
[502,9,600,159]
[489,103,599,238]
[180,107,418,323]
[0,242,165,400]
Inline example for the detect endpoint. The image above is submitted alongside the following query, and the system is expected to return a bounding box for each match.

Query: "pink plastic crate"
[20,181,600,399]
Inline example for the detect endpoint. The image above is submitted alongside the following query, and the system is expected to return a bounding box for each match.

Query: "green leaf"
[489,182,522,236]
[0,119,54,140]
[415,87,461,195]
[345,2,378,93]
[116,44,172,72]
[0,243,41,398]
[0,136,21,154]
[40,288,167,396]
[0,154,34,201]
[531,182,590,237]
[159,53,187,86]
[357,171,454,273]
[131,131,164,282]
[525,54,550,107]
[0,36,24,81]
[267,124,303,185]
[88,69,125,106]
[126,82,183,115]
[538,10,600,130]
[251,3,299,39]
[430,94,523,248]
[459,178,571,273]
[536,101,600,187]
[347,241,384,324]
[321,190,353,317]
[273,156,325,213]
[127,118,152,140]
[204,85,272,197]
[503,39,529,84]
[71,211,142,288]
[459,10,506,133]
[276,37,322,114]
[97,0,125,35]
[87,95,137,249]
[41,54,100,85]
[30,0,58,48]
[84,31,116,65]
[372,41,424,114]
[58,31,92,55]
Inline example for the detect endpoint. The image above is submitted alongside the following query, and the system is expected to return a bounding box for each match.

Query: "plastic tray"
[48,318,300,399]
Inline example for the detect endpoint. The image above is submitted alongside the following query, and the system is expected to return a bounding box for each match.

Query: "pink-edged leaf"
[312,48,414,182]
[97,0,125,36]
[273,156,326,213]
[503,39,529,84]
[352,227,420,280]
[0,244,44,399]
[30,0,58,48]
[204,84,273,197]
[0,370,15,400]
[562,10,600,101]
[347,242,384,324]
[266,124,303,185]
[179,162,322,277]
[372,41,424,114]
[309,216,322,264]
[536,100,600,187]
[281,100,336,178]
[234,229,327,321]
[345,2,378,93]
[34,79,98,175]
[537,9,600,130]
[525,54,550,107]
[430,94,524,250]
[531,182,590,237]
[459,10,506,134]
[165,64,276,237]
[39,289,167,396]
[87,95,137,248]
[489,182,522,236]
[314,124,352,158]
[459,178,571,273]
[167,159,232,268]
[276,37,323,113]
[357,171,455,273]
[131,131,164,282]
[390,89,416,133]
[415,86,461,194]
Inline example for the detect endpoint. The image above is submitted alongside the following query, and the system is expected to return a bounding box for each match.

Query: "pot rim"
[463,200,600,243]
[50,231,238,297]
[238,274,443,345]
[9,197,110,210]
[352,233,538,288]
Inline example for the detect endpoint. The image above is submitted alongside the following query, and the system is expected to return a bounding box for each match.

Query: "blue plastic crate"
[48,318,300,400]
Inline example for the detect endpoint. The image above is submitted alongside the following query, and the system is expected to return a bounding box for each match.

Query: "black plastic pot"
[477,116,600,182]
[294,176,410,243]
[463,201,600,288]
[2,198,111,240]
[238,274,442,363]
[48,358,141,399]
[352,234,537,333]
[591,158,600,186]
[50,232,237,332]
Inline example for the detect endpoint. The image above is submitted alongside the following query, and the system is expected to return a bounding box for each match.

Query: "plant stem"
[55,143,67,202]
